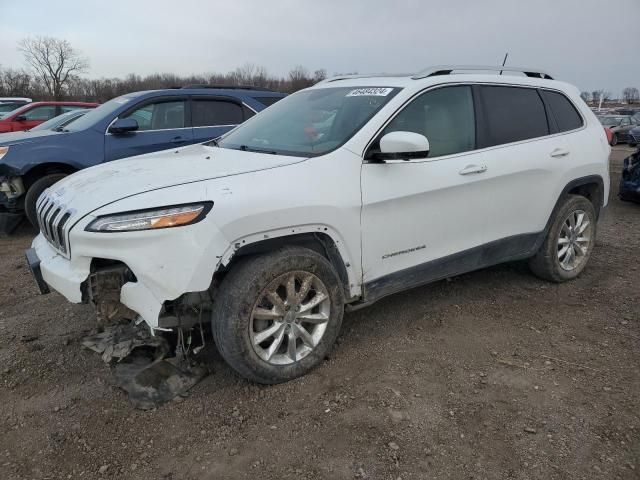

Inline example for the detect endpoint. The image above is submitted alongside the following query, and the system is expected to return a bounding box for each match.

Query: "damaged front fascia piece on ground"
[81,322,207,410]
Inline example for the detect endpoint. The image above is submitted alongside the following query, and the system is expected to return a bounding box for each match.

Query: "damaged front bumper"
[28,218,230,330]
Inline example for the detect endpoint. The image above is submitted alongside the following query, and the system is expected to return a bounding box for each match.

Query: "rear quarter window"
[540,90,584,132]
[479,85,549,147]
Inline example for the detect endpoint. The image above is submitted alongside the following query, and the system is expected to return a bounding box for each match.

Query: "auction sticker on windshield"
[346,87,393,97]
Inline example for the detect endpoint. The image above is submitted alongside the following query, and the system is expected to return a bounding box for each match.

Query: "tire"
[211,246,345,384]
[24,174,67,229]
[611,133,618,146]
[528,194,597,282]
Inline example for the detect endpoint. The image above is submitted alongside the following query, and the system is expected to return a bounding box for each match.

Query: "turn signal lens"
[0,146,9,160]
[86,202,212,232]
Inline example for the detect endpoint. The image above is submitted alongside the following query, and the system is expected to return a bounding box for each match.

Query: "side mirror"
[14,115,27,122]
[108,117,139,134]
[373,131,430,161]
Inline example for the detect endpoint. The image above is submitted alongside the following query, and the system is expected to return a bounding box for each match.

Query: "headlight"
[85,202,213,232]
[0,146,9,160]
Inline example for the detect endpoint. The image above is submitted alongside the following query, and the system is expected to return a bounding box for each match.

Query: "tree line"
[1,36,638,106]
[0,37,327,103]
[580,87,639,105]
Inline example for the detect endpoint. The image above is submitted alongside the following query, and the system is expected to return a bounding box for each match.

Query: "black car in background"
[598,115,639,145]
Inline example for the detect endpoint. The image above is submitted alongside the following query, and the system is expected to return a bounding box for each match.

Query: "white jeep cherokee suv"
[27,66,610,384]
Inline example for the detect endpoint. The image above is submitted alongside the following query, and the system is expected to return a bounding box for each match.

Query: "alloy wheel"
[249,271,331,365]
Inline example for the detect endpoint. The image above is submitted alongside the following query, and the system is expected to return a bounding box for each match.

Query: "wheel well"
[567,181,603,218]
[23,163,77,189]
[217,232,352,298]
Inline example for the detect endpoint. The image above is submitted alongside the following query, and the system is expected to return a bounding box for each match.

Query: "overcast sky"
[1,0,638,95]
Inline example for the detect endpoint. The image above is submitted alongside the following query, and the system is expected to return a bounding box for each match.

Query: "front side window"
[479,86,549,147]
[22,105,57,121]
[381,85,475,158]
[218,87,400,157]
[124,100,186,131]
[540,90,583,132]
[192,99,243,127]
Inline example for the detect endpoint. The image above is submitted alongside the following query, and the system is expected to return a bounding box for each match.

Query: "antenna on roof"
[499,52,509,75]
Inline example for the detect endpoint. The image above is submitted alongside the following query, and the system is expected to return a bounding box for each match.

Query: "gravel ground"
[1,147,638,480]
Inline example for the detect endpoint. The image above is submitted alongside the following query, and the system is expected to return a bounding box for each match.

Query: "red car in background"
[0,101,98,133]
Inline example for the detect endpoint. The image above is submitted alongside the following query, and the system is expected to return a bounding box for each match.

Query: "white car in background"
[27,66,610,384]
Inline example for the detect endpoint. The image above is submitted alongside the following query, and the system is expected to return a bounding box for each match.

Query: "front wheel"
[528,195,597,282]
[24,173,67,229]
[211,247,344,384]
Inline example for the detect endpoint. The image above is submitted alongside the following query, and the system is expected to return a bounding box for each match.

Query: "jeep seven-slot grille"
[36,193,71,256]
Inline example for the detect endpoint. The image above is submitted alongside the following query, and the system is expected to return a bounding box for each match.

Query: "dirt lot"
[1,147,638,480]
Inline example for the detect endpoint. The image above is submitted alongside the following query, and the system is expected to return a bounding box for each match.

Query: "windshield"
[599,116,623,126]
[0,105,25,119]
[64,95,136,131]
[217,86,401,157]
[30,110,87,131]
[0,103,25,114]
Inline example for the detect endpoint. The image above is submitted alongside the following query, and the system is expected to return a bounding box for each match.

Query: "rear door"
[467,84,561,244]
[104,96,193,161]
[190,96,252,143]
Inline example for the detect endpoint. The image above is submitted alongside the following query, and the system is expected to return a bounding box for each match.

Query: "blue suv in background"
[0,86,285,230]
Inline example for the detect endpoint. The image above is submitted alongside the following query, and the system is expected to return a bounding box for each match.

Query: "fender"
[217,224,362,301]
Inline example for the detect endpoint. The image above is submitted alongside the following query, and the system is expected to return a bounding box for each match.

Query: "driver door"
[360,85,491,293]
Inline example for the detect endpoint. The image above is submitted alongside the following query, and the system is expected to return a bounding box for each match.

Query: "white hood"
[46,143,304,215]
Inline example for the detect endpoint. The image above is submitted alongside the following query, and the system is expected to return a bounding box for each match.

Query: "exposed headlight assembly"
[86,202,213,232]
[0,146,9,160]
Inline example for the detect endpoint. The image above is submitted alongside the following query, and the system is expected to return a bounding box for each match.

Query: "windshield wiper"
[238,144,278,155]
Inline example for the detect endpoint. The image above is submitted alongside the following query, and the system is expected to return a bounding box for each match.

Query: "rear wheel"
[611,133,618,146]
[211,247,344,384]
[24,174,67,229]
[528,195,597,282]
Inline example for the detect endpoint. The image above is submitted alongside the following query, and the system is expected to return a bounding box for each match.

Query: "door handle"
[459,164,487,175]
[550,148,570,158]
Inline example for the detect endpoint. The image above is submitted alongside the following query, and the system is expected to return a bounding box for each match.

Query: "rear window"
[253,96,283,107]
[479,85,549,147]
[192,99,244,126]
[541,90,583,132]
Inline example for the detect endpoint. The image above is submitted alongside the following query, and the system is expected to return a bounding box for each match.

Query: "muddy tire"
[528,195,597,282]
[24,174,67,229]
[211,246,344,384]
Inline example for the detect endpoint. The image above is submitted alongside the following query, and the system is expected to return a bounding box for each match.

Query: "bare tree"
[0,68,32,96]
[313,69,327,83]
[19,36,89,100]
[288,65,314,92]
[580,91,590,103]
[622,87,639,104]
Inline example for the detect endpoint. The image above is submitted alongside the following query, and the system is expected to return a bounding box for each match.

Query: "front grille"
[36,193,72,256]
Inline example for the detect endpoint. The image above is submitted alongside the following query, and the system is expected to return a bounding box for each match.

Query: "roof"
[19,101,99,106]
[138,87,286,97]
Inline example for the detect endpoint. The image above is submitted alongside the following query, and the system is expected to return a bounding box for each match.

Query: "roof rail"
[180,84,274,92]
[412,65,554,80]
